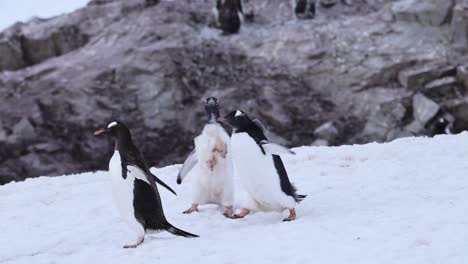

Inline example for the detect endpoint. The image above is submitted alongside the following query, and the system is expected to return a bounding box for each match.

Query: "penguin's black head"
[205,97,220,122]
[218,110,252,131]
[94,121,130,139]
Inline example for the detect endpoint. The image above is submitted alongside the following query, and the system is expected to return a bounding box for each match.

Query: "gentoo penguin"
[213,0,243,34]
[218,110,306,221]
[177,97,235,218]
[94,121,198,248]
[293,0,315,19]
[429,117,453,137]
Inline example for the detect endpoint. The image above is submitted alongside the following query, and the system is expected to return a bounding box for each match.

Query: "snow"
[2,134,468,263]
[0,0,89,31]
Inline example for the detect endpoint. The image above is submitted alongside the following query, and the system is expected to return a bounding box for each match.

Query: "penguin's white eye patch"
[235,110,243,117]
[107,121,118,129]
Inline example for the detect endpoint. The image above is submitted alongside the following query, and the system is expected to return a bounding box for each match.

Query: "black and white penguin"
[213,0,243,34]
[218,110,306,221]
[293,0,316,19]
[94,121,198,248]
[177,97,234,217]
[429,117,453,137]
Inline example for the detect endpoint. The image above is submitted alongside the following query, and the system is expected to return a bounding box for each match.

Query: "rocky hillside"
[1,0,467,184]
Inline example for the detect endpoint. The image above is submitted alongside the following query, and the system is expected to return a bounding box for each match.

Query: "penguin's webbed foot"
[283,208,296,222]
[183,204,199,214]
[233,208,250,219]
[223,206,235,218]
[123,236,144,248]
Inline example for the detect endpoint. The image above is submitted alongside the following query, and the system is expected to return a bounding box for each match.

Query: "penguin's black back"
[219,0,242,34]
[115,132,171,230]
[133,178,169,230]
[237,123,300,202]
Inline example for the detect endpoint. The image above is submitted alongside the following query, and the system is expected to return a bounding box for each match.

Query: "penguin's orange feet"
[123,237,144,248]
[183,204,199,214]
[233,208,250,219]
[283,208,296,222]
[224,206,235,218]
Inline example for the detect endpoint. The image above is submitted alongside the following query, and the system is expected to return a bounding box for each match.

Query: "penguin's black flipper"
[151,173,177,195]
[127,164,177,196]
[260,140,296,155]
[166,224,199,238]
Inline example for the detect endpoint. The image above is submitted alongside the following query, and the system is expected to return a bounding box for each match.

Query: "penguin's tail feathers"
[297,194,307,202]
[166,224,199,238]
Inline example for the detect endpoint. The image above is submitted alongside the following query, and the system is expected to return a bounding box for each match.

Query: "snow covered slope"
[1,134,468,264]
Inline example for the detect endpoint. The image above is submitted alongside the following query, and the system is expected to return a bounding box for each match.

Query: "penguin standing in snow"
[213,0,243,34]
[218,110,306,221]
[177,97,235,218]
[94,121,198,248]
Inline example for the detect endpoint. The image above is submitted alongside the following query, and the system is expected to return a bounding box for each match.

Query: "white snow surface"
[0,0,89,31]
[2,134,468,263]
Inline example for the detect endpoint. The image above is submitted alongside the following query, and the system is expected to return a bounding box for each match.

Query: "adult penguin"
[218,110,306,221]
[293,0,316,19]
[214,0,243,34]
[177,97,235,217]
[94,121,198,248]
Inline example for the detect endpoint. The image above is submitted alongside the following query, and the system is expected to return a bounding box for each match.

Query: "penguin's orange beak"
[94,128,106,136]
[217,117,226,123]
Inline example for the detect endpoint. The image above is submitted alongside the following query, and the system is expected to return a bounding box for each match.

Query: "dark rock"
[423,76,461,100]
[9,118,35,144]
[451,1,468,50]
[392,0,454,26]
[398,63,456,89]
[320,0,337,8]
[404,120,425,134]
[456,64,468,90]
[444,97,468,131]
[145,0,159,7]
[0,0,465,183]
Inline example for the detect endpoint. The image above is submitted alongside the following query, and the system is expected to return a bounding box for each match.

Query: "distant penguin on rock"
[95,121,198,248]
[294,0,315,19]
[213,0,243,34]
[177,97,235,218]
[218,110,306,221]
[429,117,453,137]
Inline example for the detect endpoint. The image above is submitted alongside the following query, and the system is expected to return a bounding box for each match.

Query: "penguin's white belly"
[109,151,145,236]
[231,133,296,211]
[191,124,234,207]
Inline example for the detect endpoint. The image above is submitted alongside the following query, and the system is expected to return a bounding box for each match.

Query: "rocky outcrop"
[1,0,468,184]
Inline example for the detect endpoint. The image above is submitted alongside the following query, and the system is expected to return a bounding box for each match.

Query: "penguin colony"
[95,97,306,247]
[92,0,416,249]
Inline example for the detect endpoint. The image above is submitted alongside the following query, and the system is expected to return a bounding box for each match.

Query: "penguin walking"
[177,97,235,218]
[213,0,243,34]
[94,121,198,248]
[218,110,306,221]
